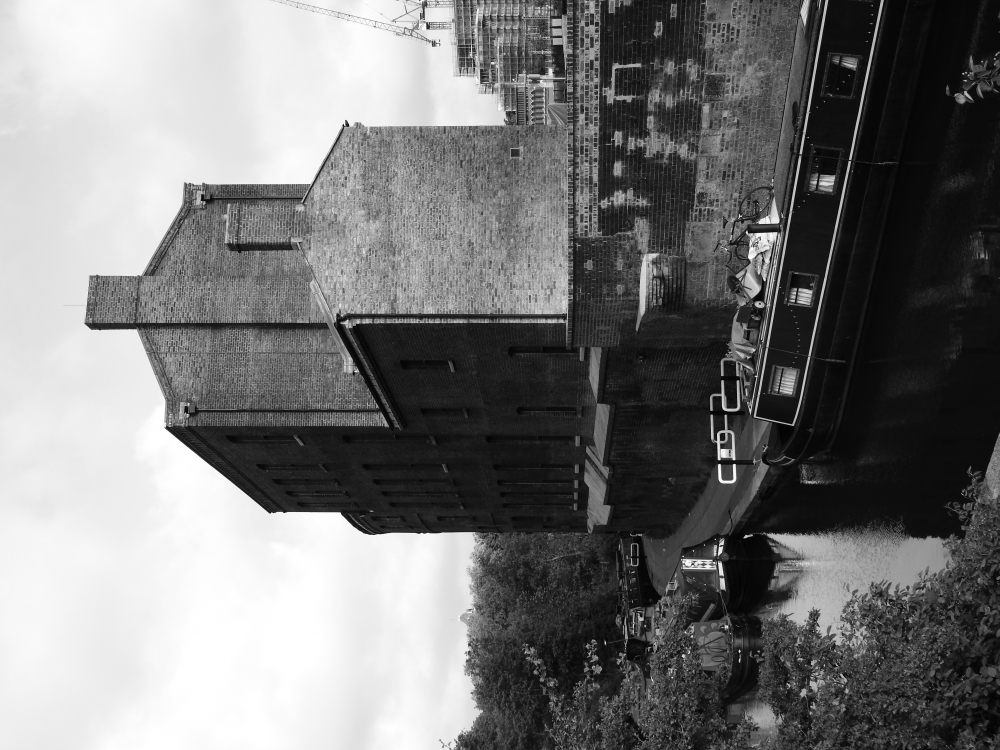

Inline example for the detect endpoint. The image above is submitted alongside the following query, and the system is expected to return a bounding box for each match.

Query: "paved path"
[639,6,817,594]
[642,419,773,593]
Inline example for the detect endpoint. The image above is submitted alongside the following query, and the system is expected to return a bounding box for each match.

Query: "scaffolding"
[447,0,564,113]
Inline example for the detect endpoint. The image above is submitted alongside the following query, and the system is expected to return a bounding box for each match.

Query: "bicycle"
[716,186,774,276]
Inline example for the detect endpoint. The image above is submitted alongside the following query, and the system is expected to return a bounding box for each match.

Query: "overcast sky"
[0,0,503,747]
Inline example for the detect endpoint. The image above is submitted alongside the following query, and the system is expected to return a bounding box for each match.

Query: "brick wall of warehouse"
[304,125,569,318]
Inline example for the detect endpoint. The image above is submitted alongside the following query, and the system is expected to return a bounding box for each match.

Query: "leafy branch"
[948,54,1000,103]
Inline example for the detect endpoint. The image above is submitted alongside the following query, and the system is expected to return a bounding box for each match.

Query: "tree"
[523,597,755,750]
[457,533,620,750]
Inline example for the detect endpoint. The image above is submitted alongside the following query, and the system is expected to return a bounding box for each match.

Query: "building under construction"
[264,0,565,123]
[450,0,566,121]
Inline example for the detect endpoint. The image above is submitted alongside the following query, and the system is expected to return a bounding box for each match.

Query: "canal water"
[743,527,951,730]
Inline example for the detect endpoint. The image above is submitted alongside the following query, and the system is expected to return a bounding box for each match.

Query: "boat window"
[786,272,819,307]
[823,54,861,98]
[768,366,801,397]
[807,147,842,194]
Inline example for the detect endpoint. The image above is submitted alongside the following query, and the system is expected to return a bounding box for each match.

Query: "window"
[486,435,579,445]
[389,501,462,508]
[257,463,325,471]
[271,478,340,486]
[497,480,575,486]
[400,359,455,371]
[500,491,575,498]
[343,434,433,444]
[227,434,303,445]
[420,408,468,418]
[508,346,578,357]
[807,147,842,194]
[493,463,579,471]
[786,272,819,307]
[373,478,455,486]
[363,463,447,472]
[285,490,350,498]
[516,406,580,416]
[823,54,861,98]
[510,147,522,159]
[297,502,357,511]
[382,491,460,497]
[511,516,555,523]
[503,503,574,510]
[769,366,801,397]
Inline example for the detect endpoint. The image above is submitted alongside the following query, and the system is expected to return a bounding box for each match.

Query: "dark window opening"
[436,516,468,522]
[786,272,819,307]
[373,479,455,486]
[363,463,447,472]
[272,478,340,486]
[285,490,350,498]
[503,503,575,510]
[227,434,303,445]
[420,408,469,418]
[257,463,325,471]
[497,480,575,486]
[388,501,462,509]
[516,406,580,416]
[400,359,455,372]
[500,491,576,498]
[486,435,579,445]
[344,434,434,444]
[493,463,578,471]
[382,491,460,498]
[508,346,577,357]
[510,147,522,159]
[511,516,555,523]
[807,147,842,194]
[823,54,860,98]
[297,502,357,511]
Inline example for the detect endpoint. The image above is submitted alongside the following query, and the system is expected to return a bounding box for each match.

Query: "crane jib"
[263,0,443,46]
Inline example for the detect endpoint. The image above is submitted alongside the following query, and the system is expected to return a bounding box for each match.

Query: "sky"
[0,0,503,747]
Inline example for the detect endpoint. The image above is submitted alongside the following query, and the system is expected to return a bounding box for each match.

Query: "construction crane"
[264,0,442,46]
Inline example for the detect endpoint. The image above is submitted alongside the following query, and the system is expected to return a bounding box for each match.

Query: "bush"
[759,470,1000,749]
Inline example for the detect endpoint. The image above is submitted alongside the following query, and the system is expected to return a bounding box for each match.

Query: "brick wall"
[147,186,314,279]
[569,0,799,344]
[303,125,569,317]
[86,276,324,328]
[224,200,304,252]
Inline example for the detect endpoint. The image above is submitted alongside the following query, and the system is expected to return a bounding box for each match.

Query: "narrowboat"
[668,534,778,622]
[617,533,661,610]
[731,0,934,465]
[691,615,764,702]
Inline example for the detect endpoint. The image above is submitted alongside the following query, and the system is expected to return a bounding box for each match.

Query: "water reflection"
[742,526,950,730]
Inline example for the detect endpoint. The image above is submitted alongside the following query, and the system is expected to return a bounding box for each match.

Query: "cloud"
[0,0,497,745]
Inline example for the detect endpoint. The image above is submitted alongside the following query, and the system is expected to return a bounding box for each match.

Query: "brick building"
[88,0,805,535]
[87,125,601,535]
